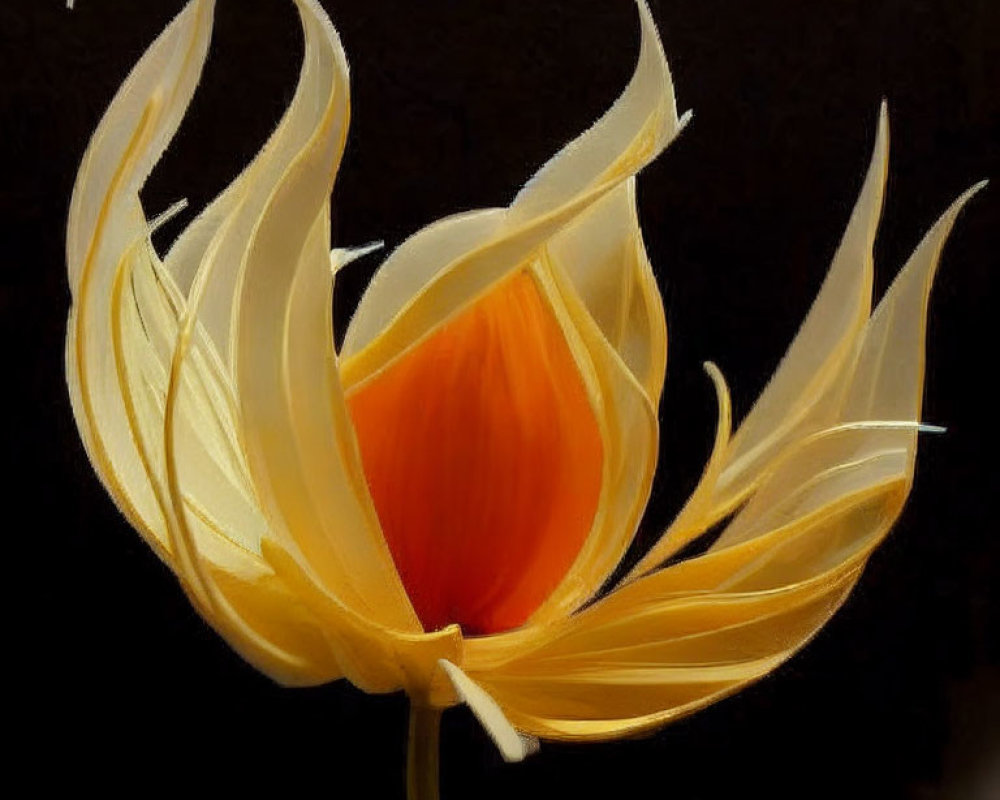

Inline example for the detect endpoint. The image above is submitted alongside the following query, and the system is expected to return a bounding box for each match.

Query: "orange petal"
[347,270,604,635]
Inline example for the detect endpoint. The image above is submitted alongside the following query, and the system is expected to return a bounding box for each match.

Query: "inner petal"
[346,269,604,635]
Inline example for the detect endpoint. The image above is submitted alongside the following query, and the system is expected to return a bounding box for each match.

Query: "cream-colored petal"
[546,179,669,403]
[66,0,215,557]
[341,208,505,358]
[710,102,890,517]
[340,0,681,390]
[521,254,658,626]
[439,660,540,763]
[464,177,983,738]
[507,1,681,225]
[623,104,889,581]
[66,0,347,685]
[710,178,986,554]
[162,0,419,631]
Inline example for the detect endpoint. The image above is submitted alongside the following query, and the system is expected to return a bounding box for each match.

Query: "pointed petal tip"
[149,198,189,235]
[933,178,989,233]
[965,177,990,199]
[874,99,889,156]
[330,240,386,274]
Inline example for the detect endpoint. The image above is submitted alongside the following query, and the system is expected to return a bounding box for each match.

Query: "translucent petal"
[164,0,419,637]
[546,178,668,404]
[66,0,344,684]
[523,255,658,625]
[711,102,890,517]
[66,0,216,557]
[340,0,681,390]
[464,176,983,737]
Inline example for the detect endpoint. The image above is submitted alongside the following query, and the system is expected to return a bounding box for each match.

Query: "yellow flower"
[66,0,983,796]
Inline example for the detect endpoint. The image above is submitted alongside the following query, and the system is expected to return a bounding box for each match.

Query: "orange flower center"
[346,270,604,635]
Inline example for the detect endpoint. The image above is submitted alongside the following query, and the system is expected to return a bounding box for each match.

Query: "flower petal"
[627,104,890,576]
[347,267,606,635]
[711,102,890,517]
[66,0,215,558]
[439,660,540,763]
[544,178,669,404]
[66,0,346,685]
[463,176,984,737]
[340,0,681,390]
[337,1,680,630]
[177,0,421,632]
[520,254,658,625]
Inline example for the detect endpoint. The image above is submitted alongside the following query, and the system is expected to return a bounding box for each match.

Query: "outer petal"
[118,0,419,639]
[66,0,215,560]
[69,0,470,691]
[463,178,983,738]
[708,103,890,516]
[66,0,343,685]
[163,0,475,693]
[629,104,890,577]
[339,0,682,386]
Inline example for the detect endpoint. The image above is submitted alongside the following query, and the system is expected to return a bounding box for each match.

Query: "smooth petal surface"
[710,103,890,517]
[629,103,890,577]
[164,0,471,693]
[463,169,982,739]
[66,0,344,684]
[68,0,474,693]
[341,0,681,631]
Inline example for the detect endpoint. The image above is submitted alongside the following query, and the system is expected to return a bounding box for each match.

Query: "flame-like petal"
[462,150,984,740]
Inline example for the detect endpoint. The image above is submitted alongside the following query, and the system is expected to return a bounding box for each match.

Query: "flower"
[65,0,983,795]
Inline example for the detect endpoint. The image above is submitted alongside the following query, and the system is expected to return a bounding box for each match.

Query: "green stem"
[407,703,442,800]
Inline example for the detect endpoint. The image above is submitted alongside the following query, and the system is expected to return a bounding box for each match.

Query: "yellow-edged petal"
[709,103,890,516]
[66,0,347,686]
[463,171,983,739]
[160,0,419,634]
[339,0,682,391]
[66,0,216,560]
[629,103,890,577]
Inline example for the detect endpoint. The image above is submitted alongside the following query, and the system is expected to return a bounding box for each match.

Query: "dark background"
[3,0,997,796]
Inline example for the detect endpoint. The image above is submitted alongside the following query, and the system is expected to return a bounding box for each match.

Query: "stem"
[407,703,442,800]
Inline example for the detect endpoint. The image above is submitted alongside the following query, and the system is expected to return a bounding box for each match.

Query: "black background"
[3,0,998,797]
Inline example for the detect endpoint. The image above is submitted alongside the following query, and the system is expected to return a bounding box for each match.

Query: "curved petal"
[711,102,890,516]
[463,178,984,736]
[340,0,682,390]
[336,1,680,634]
[624,361,732,578]
[623,104,890,578]
[66,0,215,559]
[545,178,669,404]
[66,0,346,685]
[180,0,419,633]
[521,254,658,625]
[166,0,464,693]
